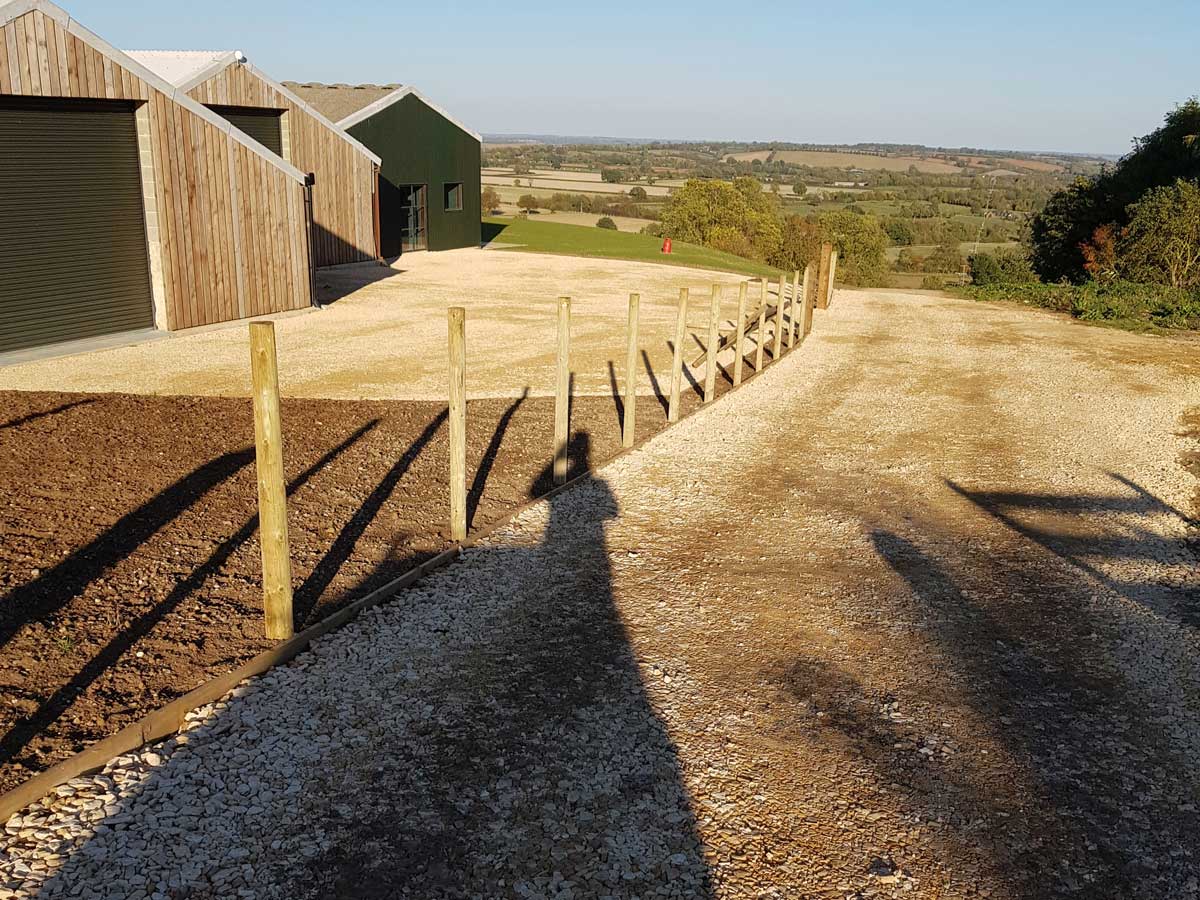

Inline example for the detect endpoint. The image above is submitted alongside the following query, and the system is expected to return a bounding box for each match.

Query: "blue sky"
[75,0,1197,155]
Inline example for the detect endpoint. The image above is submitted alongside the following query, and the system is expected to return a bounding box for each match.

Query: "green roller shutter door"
[208,105,283,156]
[0,97,154,354]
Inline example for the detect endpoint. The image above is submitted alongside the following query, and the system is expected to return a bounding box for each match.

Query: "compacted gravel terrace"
[1,288,1198,899]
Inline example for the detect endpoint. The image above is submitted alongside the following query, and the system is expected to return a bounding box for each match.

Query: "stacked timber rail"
[0,243,841,821]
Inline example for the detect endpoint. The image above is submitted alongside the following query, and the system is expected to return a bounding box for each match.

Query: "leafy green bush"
[969,248,1037,285]
[968,252,1003,285]
[883,218,915,246]
[895,248,926,273]
[596,217,618,230]
[957,279,1200,331]
[921,275,950,290]
[1118,178,1200,288]
[925,241,964,274]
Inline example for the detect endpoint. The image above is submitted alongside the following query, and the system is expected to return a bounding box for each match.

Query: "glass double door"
[398,184,427,252]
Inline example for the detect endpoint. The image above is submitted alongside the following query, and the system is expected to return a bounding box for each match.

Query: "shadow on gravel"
[777,526,1200,899]
[947,472,1200,626]
[33,431,715,899]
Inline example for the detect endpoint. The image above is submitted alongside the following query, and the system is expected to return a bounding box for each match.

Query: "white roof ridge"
[124,49,382,167]
[0,0,305,183]
[335,85,481,143]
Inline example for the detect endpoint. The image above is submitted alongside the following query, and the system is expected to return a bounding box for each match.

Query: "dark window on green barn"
[443,182,463,212]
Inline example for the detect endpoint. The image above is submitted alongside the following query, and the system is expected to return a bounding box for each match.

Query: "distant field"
[491,207,650,233]
[885,242,1020,262]
[482,169,672,197]
[726,149,1065,175]
[483,216,777,278]
[1007,159,1065,173]
[729,150,772,163]
[726,149,962,174]
[961,155,1064,173]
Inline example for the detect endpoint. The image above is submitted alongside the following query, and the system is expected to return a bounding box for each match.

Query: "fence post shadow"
[465,388,530,531]
[642,349,668,415]
[30,430,717,898]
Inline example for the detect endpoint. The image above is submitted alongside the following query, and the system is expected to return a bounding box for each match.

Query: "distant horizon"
[67,0,1198,157]
[481,133,1122,160]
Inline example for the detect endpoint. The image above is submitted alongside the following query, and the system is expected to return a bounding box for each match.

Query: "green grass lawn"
[482,216,779,278]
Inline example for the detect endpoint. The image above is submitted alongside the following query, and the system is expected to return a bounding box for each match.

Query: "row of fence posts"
[245,242,840,640]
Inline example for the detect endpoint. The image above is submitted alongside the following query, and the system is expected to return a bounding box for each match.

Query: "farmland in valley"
[728,148,963,173]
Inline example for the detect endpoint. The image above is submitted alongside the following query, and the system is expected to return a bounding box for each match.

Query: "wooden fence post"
[754,279,767,372]
[668,287,688,423]
[773,273,785,359]
[248,321,294,641]
[704,283,721,403]
[733,281,748,386]
[788,269,801,347]
[554,297,571,485]
[827,249,839,308]
[622,293,639,448]
[816,242,833,310]
[802,263,815,337]
[448,307,466,540]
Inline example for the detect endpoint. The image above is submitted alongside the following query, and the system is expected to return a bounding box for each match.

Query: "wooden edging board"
[0,301,819,822]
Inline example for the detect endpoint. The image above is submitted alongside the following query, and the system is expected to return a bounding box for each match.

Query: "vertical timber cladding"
[187,64,378,268]
[0,5,312,336]
[0,96,154,353]
[347,93,481,254]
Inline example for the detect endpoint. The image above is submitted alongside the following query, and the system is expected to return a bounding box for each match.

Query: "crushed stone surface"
[2,289,1198,899]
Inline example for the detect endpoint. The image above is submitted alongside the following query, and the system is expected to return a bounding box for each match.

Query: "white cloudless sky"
[73,0,1199,155]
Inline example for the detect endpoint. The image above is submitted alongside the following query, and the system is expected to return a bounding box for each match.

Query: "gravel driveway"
[0,250,755,402]
[2,290,1198,898]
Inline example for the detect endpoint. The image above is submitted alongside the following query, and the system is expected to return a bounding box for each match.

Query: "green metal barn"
[285,82,481,257]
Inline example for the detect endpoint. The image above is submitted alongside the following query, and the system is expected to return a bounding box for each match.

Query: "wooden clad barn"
[0,0,313,356]
[126,51,382,269]
[287,82,481,257]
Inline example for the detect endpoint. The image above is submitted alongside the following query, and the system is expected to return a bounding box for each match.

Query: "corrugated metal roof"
[123,50,236,87]
[282,82,404,125]
[284,82,481,143]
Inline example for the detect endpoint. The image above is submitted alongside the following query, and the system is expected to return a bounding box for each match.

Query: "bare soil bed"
[0,382,715,795]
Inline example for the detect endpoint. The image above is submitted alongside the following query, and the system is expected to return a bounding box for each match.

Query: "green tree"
[793,182,807,197]
[601,167,625,183]
[517,194,539,213]
[1031,99,1200,282]
[883,218,915,245]
[628,186,648,201]
[817,210,889,286]
[1118,178,1200,288]
[925,240,965,274]
[774,216,822,271]
[596,216,618,230]
[895,248,925,273]
[661,177,781,262]
[481,186,501,214]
